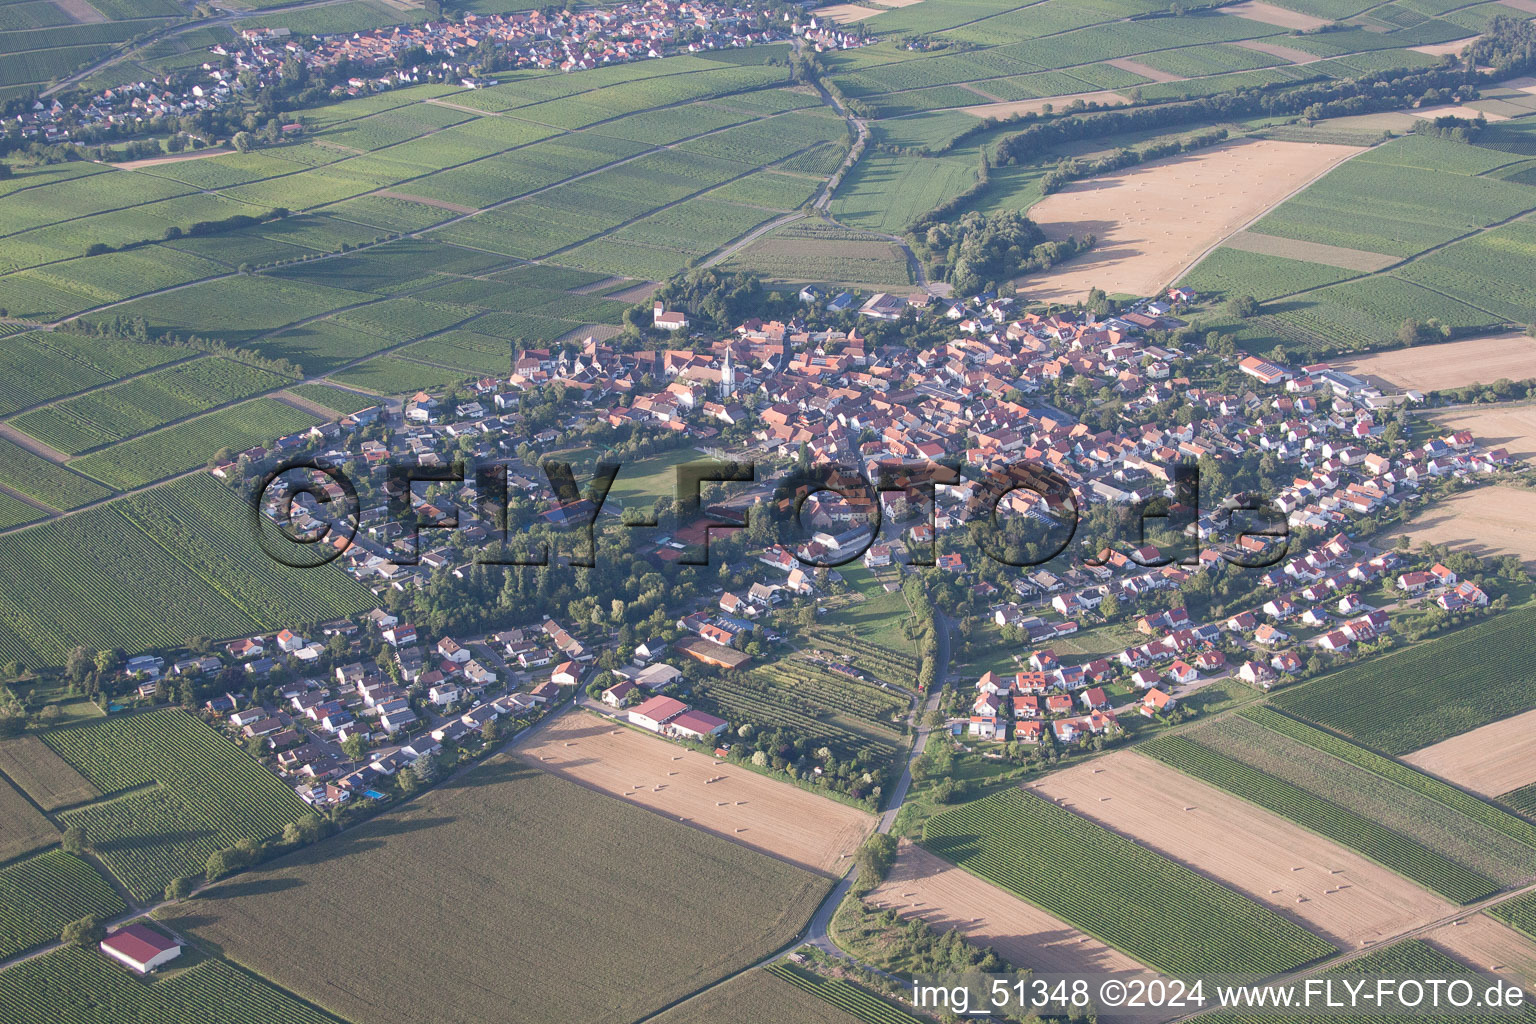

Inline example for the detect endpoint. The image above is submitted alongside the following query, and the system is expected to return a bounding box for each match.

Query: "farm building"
[629,695,688,732]
[670,709,729,740]
[100,924,182,974]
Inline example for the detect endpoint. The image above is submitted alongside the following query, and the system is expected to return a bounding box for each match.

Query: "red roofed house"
[100,923,181,974]
[551,661,581,686]
[629,695,688,732]
[670,708,729,740]
[1140,688,1176,717]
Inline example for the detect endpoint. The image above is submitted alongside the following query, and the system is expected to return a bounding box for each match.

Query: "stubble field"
[1336,334,1536,392]
[1029,753,1455,949]
[1015,139,1364,301]
[1403,708,1536,798]
[1426,914,1536,994]
[515,710,875,875]
[1380,486,1536,563]
[863,838,1153,977]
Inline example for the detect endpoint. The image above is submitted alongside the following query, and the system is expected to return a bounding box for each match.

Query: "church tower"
[720,346,736,397]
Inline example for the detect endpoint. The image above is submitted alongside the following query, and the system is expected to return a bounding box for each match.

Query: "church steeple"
[720,346,735,397]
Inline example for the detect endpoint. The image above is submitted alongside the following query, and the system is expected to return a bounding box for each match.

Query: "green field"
[0,735,100,811]
[0,850,126,961]
[158,756,832,1024]
[0,945,348,1024]
[923,787,1337,975]
[1489,890,1536,940]
[45,708,312,899]
[763,964,924,1024]
[1139,736,1499,903]
[1272,606,1536,754]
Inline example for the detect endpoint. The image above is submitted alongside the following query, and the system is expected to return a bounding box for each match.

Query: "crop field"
[763,964,924,1024]
[1394,217,1536,326]
[284,383,377,415]
[116,474,371,627]
[0,773,55,862]
[248,321,397,376]
[70,397,320,488]
[159,755,831,1024]
[721,225,915,287]
[830,151,979,235]
[1140,735,1499,903]
[1251,136,1536,259]
[398,330,512,375]
[327,353,473,393]
[12,356,292,455]
[1402,708,1536,799]
[863,838,1153,977]
[0,735,99,810]
[0,945,349,1024]
[1266,275,1499,353]
[45,708,309,899]
[1197,940,1536,1024]
[1505,783,1536,819]
[0,491,44,529]
[0,851,125,961]
[1033,752,1461,949]
[692,672,903,769]
[516,711,875,874]
[1180,246,1362,302]
[922,786,1338,974]
[1492,890,1536,940]
[1272,604,1536,754]
[1425,913,1536,995]
[651,968,872,1024]
[0,331,187,416]
[0,473,365,666]
[1184,710,1536,886]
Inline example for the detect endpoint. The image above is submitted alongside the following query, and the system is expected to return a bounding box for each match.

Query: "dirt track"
[1029,753,1455,950]
[864,839,1154,978]
[515,710,875,875]
[1403,708,1536,797]
[1015,139,1363,302]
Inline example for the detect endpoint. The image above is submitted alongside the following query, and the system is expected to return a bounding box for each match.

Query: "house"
[653,302,689,331]
[1140,688,1176,717]
[1253,623,1290,646]
[551,661,582,686]
[437,638,470,663]
[428,683,462,706]
[1238,660,1274,687]
[635,662,683,690]
[1131,669,1159,690]
[670,709,729,740]
[382,623,418,647]
[969,715,1005,740]
[1080,686,1109,710]
[1397,571,1433,595]
[1271,650,1303,674]
[1167,660,1198,685]
[629,695,688,732]
[100,924,181,974]
[602,680,638,707]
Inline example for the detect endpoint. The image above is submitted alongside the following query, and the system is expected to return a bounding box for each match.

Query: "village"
[2,1,866,145]
[53,281,1512,822]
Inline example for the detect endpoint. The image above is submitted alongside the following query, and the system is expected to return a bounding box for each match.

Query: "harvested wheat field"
[864,839,1154,978]
[1414,35,1481,55]
[1029,753,1454,949]
[961,91,1128,119]
[1337,333,1536,391]
[1404,709,1536,798]
[1427,914,1536,994]
[1224,0,1334,29]
[516,710,874,874]
[1435,404,1536,462]
[815,2,884,21]
[1015,139,1363,302]
[1381,486,1536,565]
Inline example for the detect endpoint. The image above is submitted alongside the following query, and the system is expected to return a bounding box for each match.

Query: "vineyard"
[1272,605,1536,754]
[651,967,870,1024]
[1504,783,1536,820]
[0,851,126,961]
[70,397,321,489]
[0,435,111,510]
[0,735,99,811]
[763,964,924,1024]
[1138,736,1499,903]
[0,945,349,1024]
[0,771,55,861]
[1489,890,1536,941]
[44,709,309,899]
[922,788,1337,975]
[1240,707,1536,851]
[693,671,903,767]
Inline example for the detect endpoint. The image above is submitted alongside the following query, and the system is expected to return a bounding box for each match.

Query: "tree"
[61,824,88,856]
[164,876,194,901]
[481,717,499,743]
[60,914,105,947]
[854,832,898,890]
[341,734,368,761]
[231,131,252,153]
[1225,294,1261,319]
[0,712,23,739]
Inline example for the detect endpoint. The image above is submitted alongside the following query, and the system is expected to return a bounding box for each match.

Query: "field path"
[0,422,68,465]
